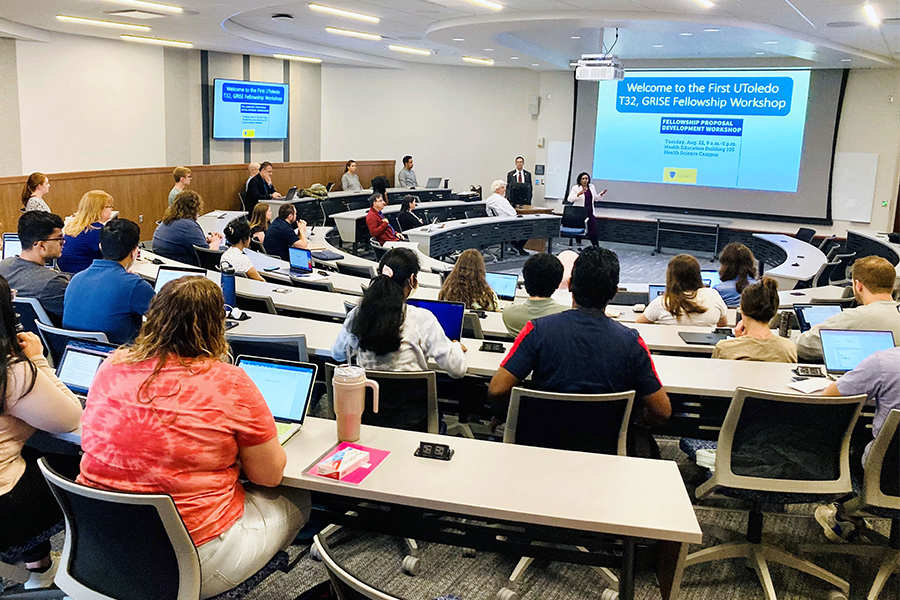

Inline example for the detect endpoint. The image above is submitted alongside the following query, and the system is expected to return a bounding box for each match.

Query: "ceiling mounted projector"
[575,55,625,81]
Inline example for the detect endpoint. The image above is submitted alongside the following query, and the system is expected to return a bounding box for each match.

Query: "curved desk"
[328,186,455,205]
[752,233,826,289]
[847,230,900,283]
[333,200,486,248]
[406,214,562,258]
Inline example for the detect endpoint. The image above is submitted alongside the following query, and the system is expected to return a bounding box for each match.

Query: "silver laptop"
[56,339,117,402]
[648,284,666,300]
[820,329,895,375]
[425,177,442,189]
[236,355,318,445]
[154,266,207,293]
[2,233,21,260]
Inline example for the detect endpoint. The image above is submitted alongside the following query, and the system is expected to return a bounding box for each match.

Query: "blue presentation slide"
[592,70,811,193]
[213,79,289,139]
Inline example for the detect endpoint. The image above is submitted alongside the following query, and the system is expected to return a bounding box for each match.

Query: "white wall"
[16,33,166,173]
[321,63,541,195]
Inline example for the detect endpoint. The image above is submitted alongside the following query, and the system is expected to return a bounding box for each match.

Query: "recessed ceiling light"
[462,56,494,65]
[571,36,581,39]
[694,0,715,7]
[569,62,579,67]
[703,28,720,32]
[389,44,432,56]
[55,15,151,31]
[764,41,779,44]
[101,0,182,14]
[274,53,322,63]
[653,44,664,48]
[484,48,494,51]
[805,51,819,54]
[463,0,503,10]
[452,38,465,42]
[325,27,381,41]
[510,56,519,59]
[532,63,540,66]
[755,52,765,55]
[841,58,852,62]
[862,4,880,25]
[309,4,379,24]
[679,32,693,36]
[120,34,192,47]
[106,9,166,19]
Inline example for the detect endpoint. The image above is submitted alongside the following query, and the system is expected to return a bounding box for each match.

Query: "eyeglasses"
[40,237,64,243]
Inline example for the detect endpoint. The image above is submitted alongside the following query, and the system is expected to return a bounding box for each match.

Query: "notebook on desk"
[485,272,519,301]
[56,339,117,402]
[793,304,843,333]
[236,355,318,445]
[820,329,895,375]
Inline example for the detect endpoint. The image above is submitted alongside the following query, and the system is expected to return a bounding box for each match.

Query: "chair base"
[498,553,619,600]
[800,539,899,600]
[310,523,421,576]
[686,540,849,600]
[0,588,66,600]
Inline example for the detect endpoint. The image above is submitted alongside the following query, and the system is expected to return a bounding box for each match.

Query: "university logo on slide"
[242,130,256,138]
[663,167,697,184]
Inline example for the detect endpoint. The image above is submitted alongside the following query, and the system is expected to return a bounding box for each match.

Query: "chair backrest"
[713,387,865,494]
[860,409,900,511]
[336,261,377,279]
[462,312,484,339]
[818,234,837,252]
[794,227,816,244]
[831,251,857,285]
[235,292,278,315]
[322,200,347,227]
[192,245,224,272]
[227,333,308,362]
[13,297,52,338]
[810,296,856,309]
[326,182,335,193]
[611,290,649,306]
[347,200,368,211]
[465,207,487,219]
[561,205,586,229]
[37,458,200,600]
[370,238,387,260]
[238,191,249,212]
[36,321,110,367]
[325,364,438,433]
[343,300,358,314]
[504,387,634,456]
[290,275,334,293]
[312,535,402,600]
[249,238,267,254]
[811,260,843,288]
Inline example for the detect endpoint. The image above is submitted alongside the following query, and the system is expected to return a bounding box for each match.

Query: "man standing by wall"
[398,155,418,188]
[506,156,532,206]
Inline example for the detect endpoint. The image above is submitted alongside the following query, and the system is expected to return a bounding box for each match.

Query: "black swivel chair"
[193,245,225,272]
[369,238,387,260]
[336,262,377,279]
[235,292,278,315]
[559,205,586,246]
[289,275,334,293]
[794,227,817,244]
[322,200,347,227]
[347,200,369,212]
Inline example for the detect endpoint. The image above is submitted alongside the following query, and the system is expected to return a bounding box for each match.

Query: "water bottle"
[220,261,237,309]
[332,365,379,442]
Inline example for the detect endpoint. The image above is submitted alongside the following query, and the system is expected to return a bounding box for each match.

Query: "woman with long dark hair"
[715,242,758,307]
[713,277,796,361]
[221,220,265,281]
[566,172,605,247]
[636,254,728,326]
[397,195,423,232]
[78,276,309,598]
[341,160,361,191]
[0,274,82,589]
[439,249,499,311]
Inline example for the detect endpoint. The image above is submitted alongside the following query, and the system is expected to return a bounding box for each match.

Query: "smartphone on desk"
[263,266,280,272]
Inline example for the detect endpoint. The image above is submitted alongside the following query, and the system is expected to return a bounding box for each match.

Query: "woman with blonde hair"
[57,190,115,274]
[636,254,728,326]
[78,276,310,599]
[439,249,500,311]
[21,173,51,213]
[152,190,223,266]
[248,203,271,243]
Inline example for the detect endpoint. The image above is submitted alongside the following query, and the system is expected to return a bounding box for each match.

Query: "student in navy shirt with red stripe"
[488,246,671,456]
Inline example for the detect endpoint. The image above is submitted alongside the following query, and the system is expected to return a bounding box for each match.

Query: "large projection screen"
[570,69,845,223]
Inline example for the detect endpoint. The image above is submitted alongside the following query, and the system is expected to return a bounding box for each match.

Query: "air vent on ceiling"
[106,9,166,19]
[825,21,863,28]
[883,17,899,25]
[271,14,294,21]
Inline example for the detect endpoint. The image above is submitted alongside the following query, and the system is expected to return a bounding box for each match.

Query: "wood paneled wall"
[0,160,395,240]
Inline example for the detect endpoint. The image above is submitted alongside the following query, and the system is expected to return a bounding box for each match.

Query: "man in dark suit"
[505,156,533,206]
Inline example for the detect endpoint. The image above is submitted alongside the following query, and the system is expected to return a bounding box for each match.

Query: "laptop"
[55,339,117,402]
[406,298,465,340]
[236,355,318,445]
[700,270,722,287]
[648,285,666,300]
[425,177,442,189]
[794,303,844,333]
[678,332,730,346]
[2,233,21,260]
[154,266,207,293]
[820,329,895,375]
[283,186,298,202]
[289,247,313,275]
[485,272,519,302]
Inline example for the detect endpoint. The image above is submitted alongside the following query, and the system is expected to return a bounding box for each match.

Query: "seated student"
[502,253,567,336]
[246,161,283,207]
[58,190,115,274]
[245,162,259,192]
[78,277,310,599]
[814,345,900,541]
[0,211,69,325]
[248,203,271,243]
[397,195,423,232]
[488,247,671,457]
[712,277,797,362]
[714,242,757,307]
[796,255,900,361]
[331,248,467,429]
[263,203,308,261]
[152,191,223,267]
[21,172,51,213]
[485,180,526,256]
[0,275,82,590]
[636,254,728,327]
[167,166,191,207]
[220,221,264,282]
[365,193,402,245]
[439,249,500,312]
[63,219,155,344]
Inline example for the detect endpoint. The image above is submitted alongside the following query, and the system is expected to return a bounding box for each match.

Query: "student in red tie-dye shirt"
[78,276,309,598]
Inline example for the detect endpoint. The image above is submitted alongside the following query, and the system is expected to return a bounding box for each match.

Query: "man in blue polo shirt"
[63,219,155,344]
[488,246,671,457]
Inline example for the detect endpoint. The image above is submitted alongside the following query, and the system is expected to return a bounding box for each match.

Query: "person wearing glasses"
[57,190,116,275]
[0,212,70,325]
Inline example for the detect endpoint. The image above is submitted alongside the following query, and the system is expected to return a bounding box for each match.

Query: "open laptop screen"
[700,270,722,288]
[820,329,895,374]
[56,339,117,396]
[154,266,206,293]
[425,177,442,188]
[236,356,317,424]
[2,234,21,260]
[406,298,465,341]
[648,285,666,300]
[289,247,313,273]
[485,272,518,301]
[794,304,843,333]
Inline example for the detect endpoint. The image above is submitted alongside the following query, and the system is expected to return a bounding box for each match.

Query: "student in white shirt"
[220,220,264,281]
[636,254,728,327]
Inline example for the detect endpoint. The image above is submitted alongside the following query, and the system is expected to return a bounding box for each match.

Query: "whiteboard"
[832,152,878,223]
[545,141,572,200]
